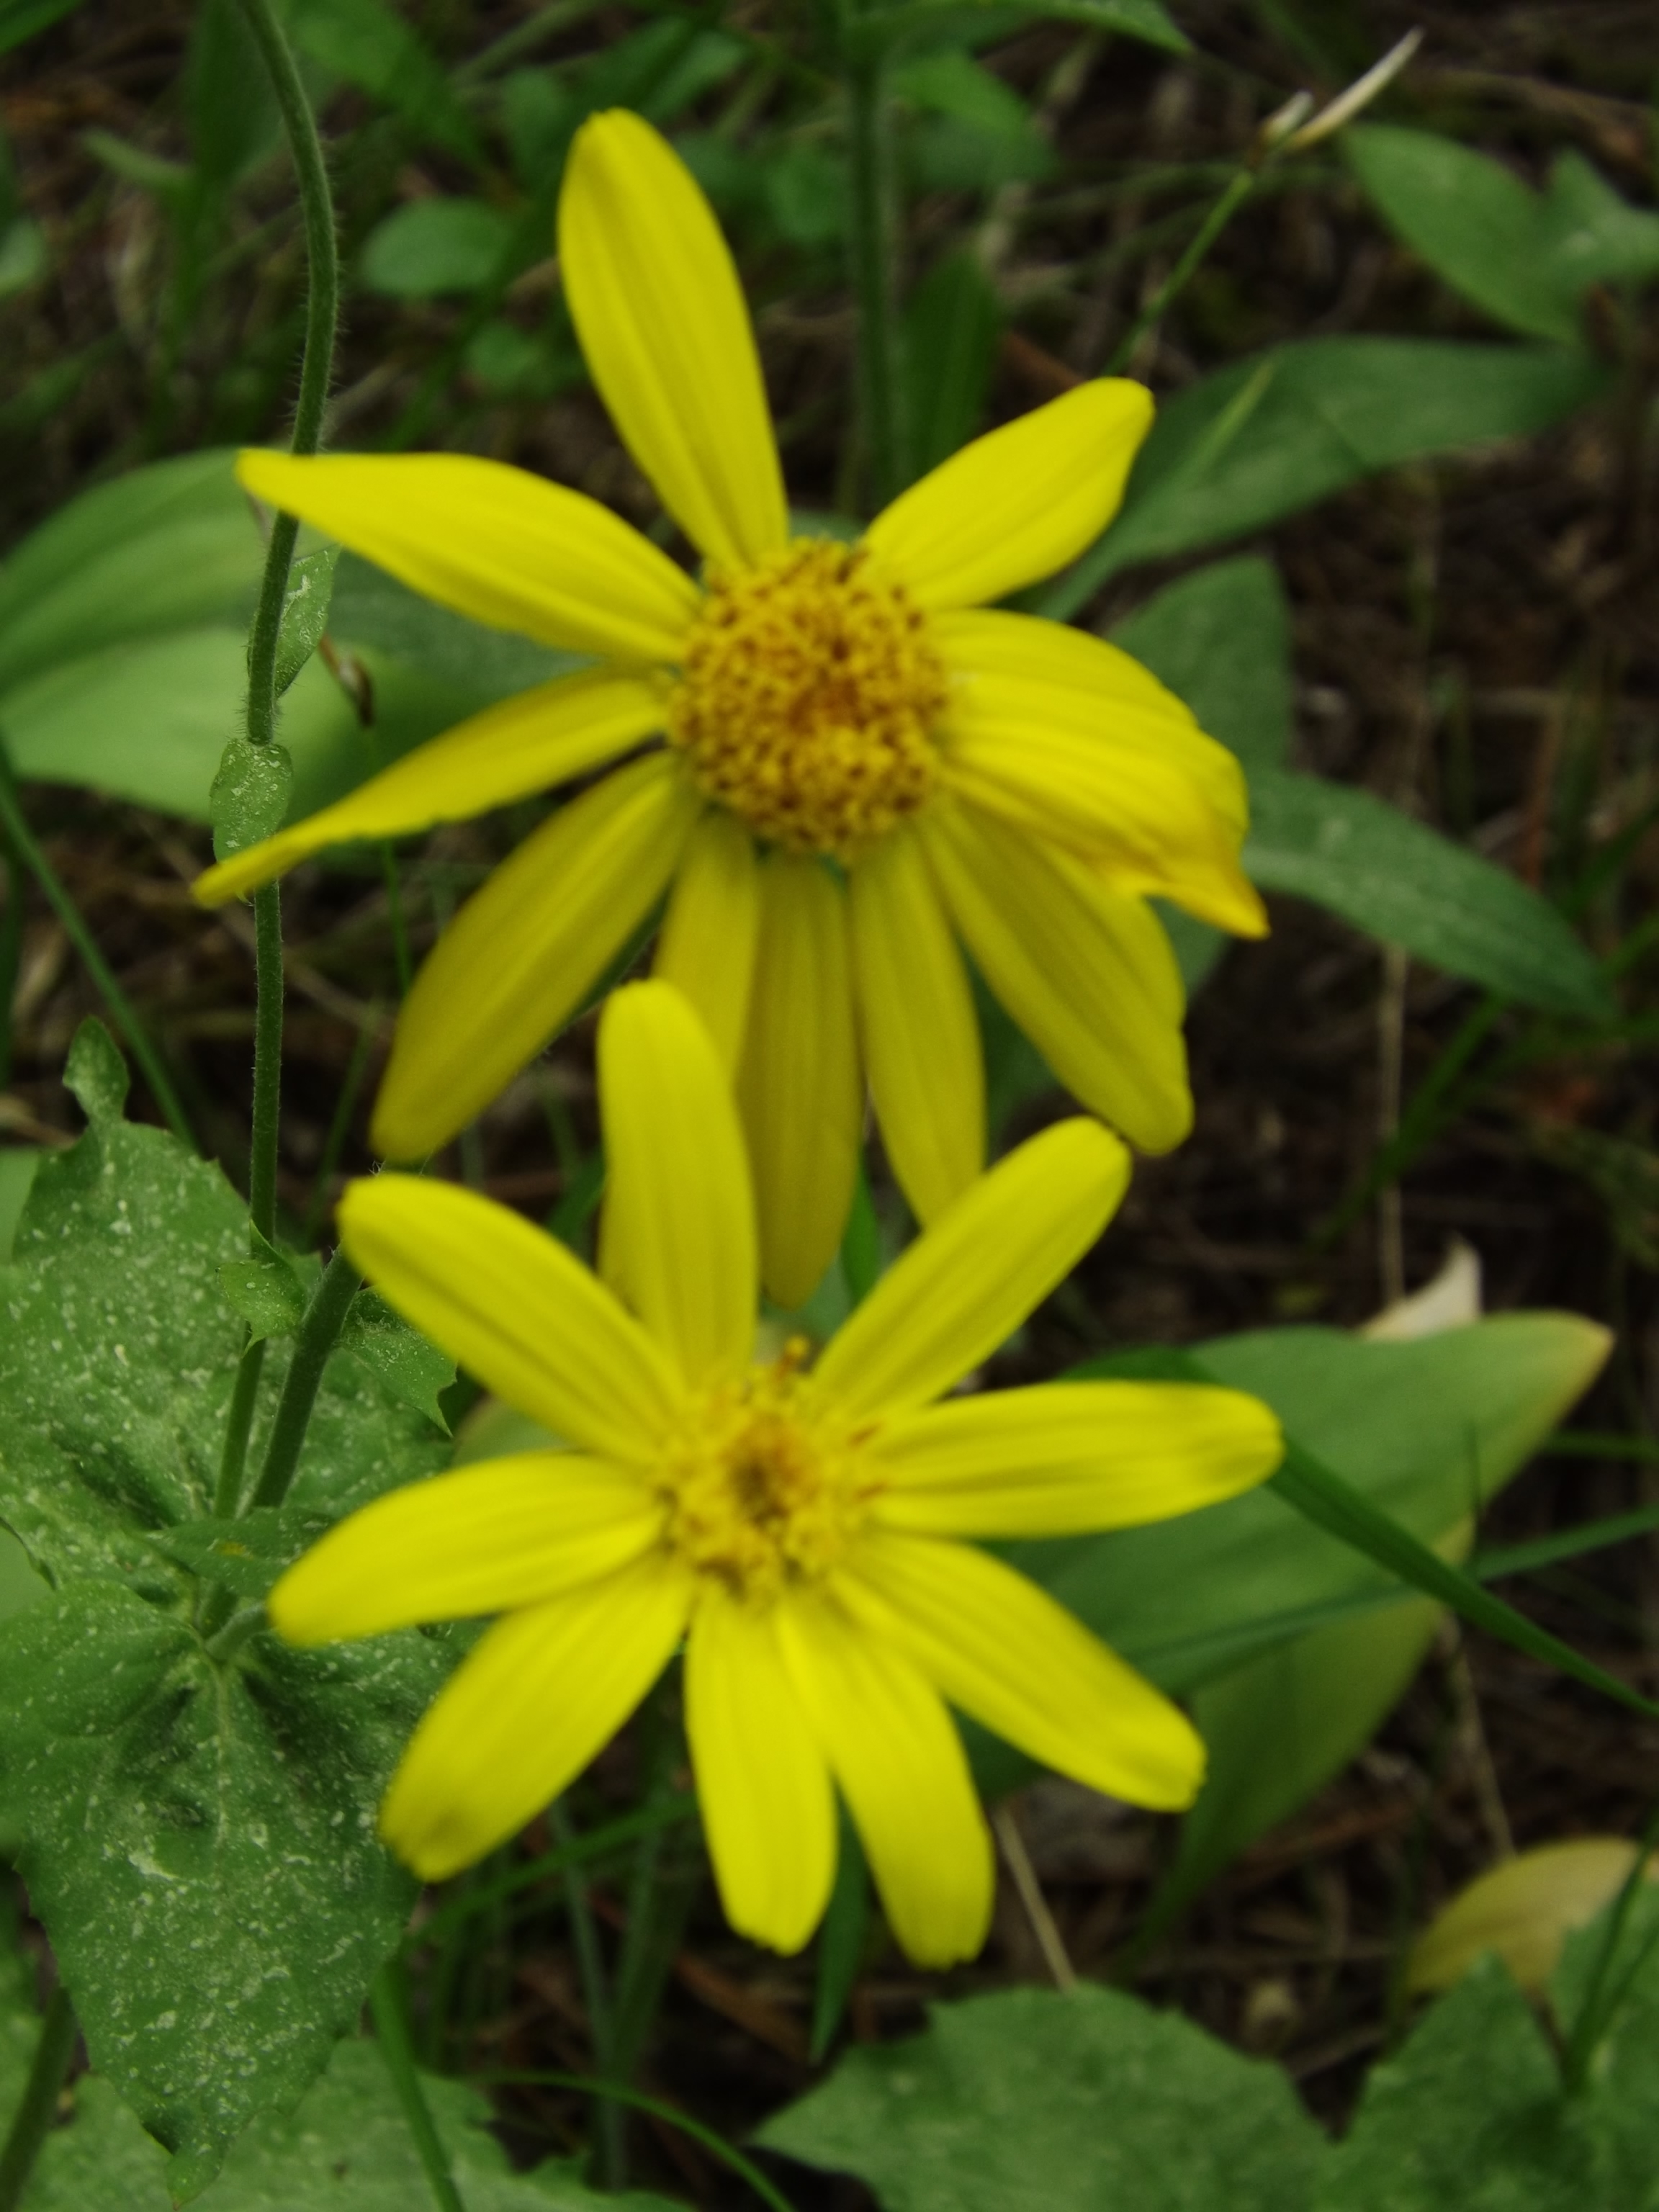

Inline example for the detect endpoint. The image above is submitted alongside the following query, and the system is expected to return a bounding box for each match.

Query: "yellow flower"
[197,109,1266,1306]
[270,980,1282,1966]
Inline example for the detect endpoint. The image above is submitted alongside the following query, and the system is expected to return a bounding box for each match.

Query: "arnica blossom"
[270,980,1282,1966]
[197,109,1266,1307]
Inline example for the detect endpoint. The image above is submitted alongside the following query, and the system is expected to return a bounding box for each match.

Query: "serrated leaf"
[210,737,293,863]
[63,1015,130,1125]
[271,544,338,698]
[340,1288,456,1432]
[0,1581,454,2202]
[1244,769,1614,1020]
[759,1984,1324,2212]
[1042,338,1606,613]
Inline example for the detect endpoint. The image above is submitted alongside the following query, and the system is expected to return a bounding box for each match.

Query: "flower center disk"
[656,1344,877,1604]
[667,539,948,860]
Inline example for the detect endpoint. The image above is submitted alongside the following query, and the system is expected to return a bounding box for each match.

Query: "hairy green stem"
[249,1251,361,1511]
[843,55,907,502]
[371,1962,468,2212]
[0,734,192,1146]
[0,1985,76,2212]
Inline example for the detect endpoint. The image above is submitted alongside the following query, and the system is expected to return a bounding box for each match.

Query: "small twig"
[993,1804,1076,1993]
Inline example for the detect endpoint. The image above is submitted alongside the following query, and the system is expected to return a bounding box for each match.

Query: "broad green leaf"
[1313,1958,1586,2211]
[1541,151,1659,292]
[0,1148,35,1262]
[339,1288,457,1432]
[1244,768,1614,1020]
[0,1100,459,2196]
[901,249,1002,477]
[210,736,294,861]
[287,0,483,163]
[153,1506,330,1601]
[0,449,261,696]
[1111,557,1292,993]
[271,544,338,696]
[893,50,1033,135]
[217,1241,307,1343]
[1041,338,1606,614]
[359,197,516,299]
[5,1992,681,2210]
[0,1584,452,2200]
[1344,125,1583,342]
[758,1984,1324,2212]
[328,554,580,696]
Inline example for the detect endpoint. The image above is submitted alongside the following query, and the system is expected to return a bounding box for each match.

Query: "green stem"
[0,734,192,1146]
[1102,167,1256,376]
[550,1800,625,2186]
[248,884,284,1244]
[233,0,338,1250]
[213,1334,269,1518]
[843,55,907,502]
[204,1603,267,1668]
[248,1251,361,1511]
[0,1985,76,2212]
[371,1961,468,2212]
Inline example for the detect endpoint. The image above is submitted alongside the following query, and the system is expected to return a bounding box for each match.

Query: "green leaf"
[185,0,279,191]
[901,249,1002,477]
[209,736,294,863]
[1111,557,1292,993]
[853,0,1187,62]
[81,128,194,202]
[328,554,580,696]
[152,1506,329,1600]
[1541,151,1659,292]
[893,50,1033,135]
[339,1288,457,1433]
[1313,1958,1586,2210]
[359,197,516,299]
[63,1013,130,1126]
[0,215,46,299]
[287,0,483,163]
[217,1230,307,1343]
[1041,338,1607,613]
[1244,768,1614,1020]
[0,0,86,52]
[758,1984,1325,2211]
[0,1582,452,2201]
[271,544,338,698]
[1344,125,1585,343]
[0,1146,38,1260]
[0,450,261,698]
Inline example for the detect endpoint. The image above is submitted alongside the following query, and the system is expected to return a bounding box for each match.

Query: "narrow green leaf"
[900,249,1002,476]
[209,736,294,863]
[81,129,193,202]
[1244,768,1614,1020]
[1043,338,1606,606]
[761,1986,1324,2212]
[809,1810,870,2062]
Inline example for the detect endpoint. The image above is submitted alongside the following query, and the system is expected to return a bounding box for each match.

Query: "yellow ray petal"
[236,450,698,664]
[863,381,1152,612]
[371,753,698,1163]
[559,111,788,571]
[920,798,1192,1154]
[867,1382,1283,1536]
[194,670,668,907]
[382,1555,693,1881]
[737,854,862,1309]
[653,807,760,1076]
[778,1589,992,1969]
[841,1532,1205,1810]
[337,1174,684,1463]
[848,827,983,1226]
[596,980,757,1388]
[935,607,1249,838]
[685,1583,837,1956]
[270,1452,662,1644]
[813,1119,1128,1423]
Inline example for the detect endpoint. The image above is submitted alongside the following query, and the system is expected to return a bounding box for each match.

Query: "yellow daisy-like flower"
[271,980,1282,1966]
[198,109,1266,1305]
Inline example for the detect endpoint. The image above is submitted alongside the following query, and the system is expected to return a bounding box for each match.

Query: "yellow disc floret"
[655,1339,881,1604]
[666,539,948,860]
